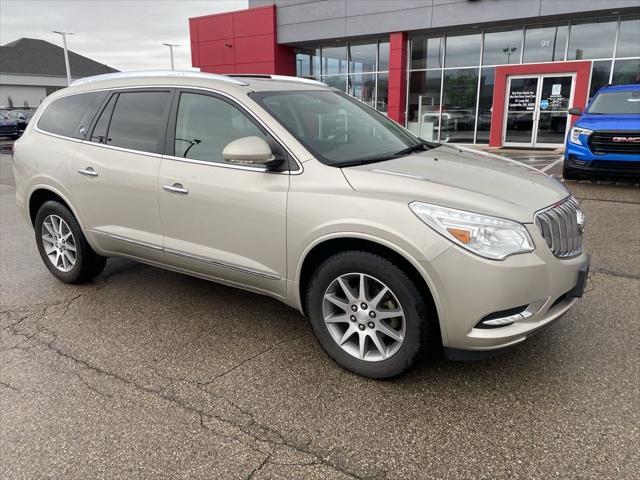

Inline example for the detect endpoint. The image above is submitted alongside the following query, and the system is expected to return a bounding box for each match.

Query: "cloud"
[0,0,248,71]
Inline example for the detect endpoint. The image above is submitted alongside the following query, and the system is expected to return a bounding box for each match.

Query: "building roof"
[0,38,118,77]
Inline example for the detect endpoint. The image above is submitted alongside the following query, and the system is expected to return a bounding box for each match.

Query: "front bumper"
[424,225,589,352]
[0,125,19,137]
[565,141,640,176]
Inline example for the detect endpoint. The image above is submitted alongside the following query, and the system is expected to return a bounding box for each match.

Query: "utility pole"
[163,43,179,70]
[53,31,74,85]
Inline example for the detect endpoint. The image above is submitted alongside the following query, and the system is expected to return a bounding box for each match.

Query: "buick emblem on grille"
[576,209,585,234]
[612,136,640,143]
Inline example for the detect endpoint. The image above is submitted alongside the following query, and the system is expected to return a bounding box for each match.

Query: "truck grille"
[535,197,584,258]
[588,131,640,155]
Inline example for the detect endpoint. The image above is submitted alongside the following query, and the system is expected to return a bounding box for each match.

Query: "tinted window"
[567,19,617,60]
[441,68,479,143]
[378,41,389,71]
[482,28,523,66]
[590,60,612,97]
[106,91,170,152]
[322,46,348,75]
[523,24,567,63]
[349,42,377,73]
[90,94,117,144]
[612,59,640,85]
[174,92,268,163]
[616,17,640,58]
[411,36,443,69]
[38,91,106,138]
[445,33,481,68]
[588,90,640,114]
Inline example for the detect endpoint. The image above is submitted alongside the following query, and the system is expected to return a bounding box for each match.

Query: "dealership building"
[190,0,640,148]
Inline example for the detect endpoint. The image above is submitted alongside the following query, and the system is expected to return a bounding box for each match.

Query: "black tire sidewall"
[34,201,93,283]
[307,251,430,379]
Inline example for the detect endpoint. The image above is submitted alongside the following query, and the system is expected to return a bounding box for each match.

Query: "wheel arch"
[28,186,82,228]
[296,235,444,345]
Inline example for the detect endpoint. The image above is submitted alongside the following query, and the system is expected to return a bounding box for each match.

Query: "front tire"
[306,251,433,378]
[34,201,106,284]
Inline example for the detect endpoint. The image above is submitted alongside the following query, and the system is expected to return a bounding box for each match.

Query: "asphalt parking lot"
[1,147,639,479]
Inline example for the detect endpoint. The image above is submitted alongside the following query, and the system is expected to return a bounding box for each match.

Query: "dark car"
[7,109,34,133]
[0,112,20,139]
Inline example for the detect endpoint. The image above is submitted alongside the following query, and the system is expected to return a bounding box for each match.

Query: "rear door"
[158,89,289,296]
[71,89,172,262]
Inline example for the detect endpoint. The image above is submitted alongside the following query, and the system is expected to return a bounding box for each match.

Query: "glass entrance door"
[504,74,574,148]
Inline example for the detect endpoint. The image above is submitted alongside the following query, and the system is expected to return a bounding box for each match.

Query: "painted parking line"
[540,158,564,172]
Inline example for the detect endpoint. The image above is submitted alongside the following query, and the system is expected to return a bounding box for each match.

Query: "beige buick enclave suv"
[13,71,589,378]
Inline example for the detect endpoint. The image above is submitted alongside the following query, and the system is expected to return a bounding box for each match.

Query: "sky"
[0,0,248,71]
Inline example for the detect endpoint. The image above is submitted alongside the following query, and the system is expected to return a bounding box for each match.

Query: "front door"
[504,74,574,148]
[158,90,289,296]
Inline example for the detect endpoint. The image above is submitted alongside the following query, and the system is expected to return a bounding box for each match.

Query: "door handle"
[162,183,189,195]
[78,167,98,177]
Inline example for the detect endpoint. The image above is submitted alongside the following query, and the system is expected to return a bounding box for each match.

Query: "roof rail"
[70,70,249,87]
[227,74,327,87]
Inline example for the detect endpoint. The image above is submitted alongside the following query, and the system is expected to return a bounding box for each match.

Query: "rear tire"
[34,201,106,284]
[306,251,433,378]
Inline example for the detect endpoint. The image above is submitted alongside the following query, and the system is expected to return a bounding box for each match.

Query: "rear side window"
[104,91,171,153]
[38,91,106,139]
[173,92,268,163]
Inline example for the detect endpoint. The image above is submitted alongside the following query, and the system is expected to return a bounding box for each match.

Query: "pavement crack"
[198,334,303,386]
[591,267,640,280]
[246,453,272,480]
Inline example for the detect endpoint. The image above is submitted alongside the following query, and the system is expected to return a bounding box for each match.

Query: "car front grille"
[588,131,640,155]
[535,197,583,258]
[590,160,640,172]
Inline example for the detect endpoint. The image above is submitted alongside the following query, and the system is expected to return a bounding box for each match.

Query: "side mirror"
[222,136,283,168]
[568,107,582,116]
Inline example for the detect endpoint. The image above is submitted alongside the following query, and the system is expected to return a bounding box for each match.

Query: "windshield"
[251,90,426,166]
[588,90,640,115]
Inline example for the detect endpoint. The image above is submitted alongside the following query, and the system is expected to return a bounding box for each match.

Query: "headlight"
[409,202,534,260]
[569,126,592,145]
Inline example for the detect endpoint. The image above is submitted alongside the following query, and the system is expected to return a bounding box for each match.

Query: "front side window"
[173,92,269,163]
[38,91,106,138]
[252,90,421,166]
[105,91,171,152]
[588,90,640,115]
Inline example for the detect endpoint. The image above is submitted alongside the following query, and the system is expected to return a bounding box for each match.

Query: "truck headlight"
[569,127,592,145]
[409,202,534,260]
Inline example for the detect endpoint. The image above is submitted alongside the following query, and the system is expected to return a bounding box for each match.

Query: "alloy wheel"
[41,214,77,273]
[323,273,406,362]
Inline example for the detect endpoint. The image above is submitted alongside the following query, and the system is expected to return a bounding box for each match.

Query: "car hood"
[576,114,640,131]
[341,144,569,223]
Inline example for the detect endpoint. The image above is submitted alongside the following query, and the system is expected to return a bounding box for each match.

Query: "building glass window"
[296,48,320,77]
[378,41,390,71]
[323,75,347,93]
[475,67,495,144]
[445,33,481,68]
[407,70,442,141]
[616,17,640,58]
[441,68,479,143]
[482,28,523,66]
[348,73,376,108]
[590,60,613,97]
[404,16,635,145]
[322,46,348,75]
[349,42,377,73]
[376,73,388,113]
[612,59,640,85]
[411,36,444,69]
[523,24,568,63]
[567,19,617,60]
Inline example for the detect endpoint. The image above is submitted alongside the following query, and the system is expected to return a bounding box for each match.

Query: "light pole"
[53,31,74,85]
[502,46,517,64]
[163,43,179,70]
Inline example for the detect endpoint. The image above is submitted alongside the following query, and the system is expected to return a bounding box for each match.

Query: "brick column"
[387,32,408,125]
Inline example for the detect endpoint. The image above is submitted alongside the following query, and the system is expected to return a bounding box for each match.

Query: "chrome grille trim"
[535,197,583,258]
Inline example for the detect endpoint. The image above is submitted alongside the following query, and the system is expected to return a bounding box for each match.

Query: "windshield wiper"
[393,141,436,157]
